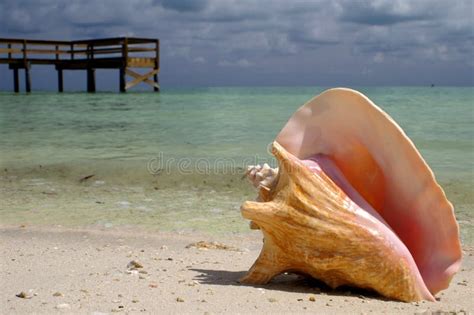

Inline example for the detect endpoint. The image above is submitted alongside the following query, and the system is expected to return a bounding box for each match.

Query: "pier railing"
[0,37,160,93]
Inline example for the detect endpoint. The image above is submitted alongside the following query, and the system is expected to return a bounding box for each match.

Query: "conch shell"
[240,88,462,302]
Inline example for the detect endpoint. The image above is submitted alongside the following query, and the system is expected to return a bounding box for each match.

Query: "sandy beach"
[1,0,473,313]
[1,225,472,314]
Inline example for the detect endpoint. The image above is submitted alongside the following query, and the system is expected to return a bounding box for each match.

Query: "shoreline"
[1,171,473,244]
[1,224,472,314]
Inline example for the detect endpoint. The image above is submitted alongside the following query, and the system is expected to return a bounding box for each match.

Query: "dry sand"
[1,225,473,314]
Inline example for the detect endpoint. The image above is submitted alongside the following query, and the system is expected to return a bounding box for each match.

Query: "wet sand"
[1,225,473,314]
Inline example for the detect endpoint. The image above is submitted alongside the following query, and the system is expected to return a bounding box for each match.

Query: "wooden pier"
[0,37,160,93]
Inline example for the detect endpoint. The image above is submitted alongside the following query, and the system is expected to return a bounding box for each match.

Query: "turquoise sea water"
[0,87,473,241]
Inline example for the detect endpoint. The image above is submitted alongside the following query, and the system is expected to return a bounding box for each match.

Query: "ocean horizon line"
[1,84,473,94]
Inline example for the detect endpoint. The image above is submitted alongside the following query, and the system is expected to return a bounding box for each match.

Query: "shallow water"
[0,87,473,241]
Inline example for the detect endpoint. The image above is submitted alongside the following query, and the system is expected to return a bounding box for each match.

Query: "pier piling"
[119,67,126,93]
[87,68,96,93]
[57,69,63,92]
[25,64,31,93]
[13,68,19,93]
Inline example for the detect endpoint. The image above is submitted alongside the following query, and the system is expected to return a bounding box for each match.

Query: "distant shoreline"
[1,85,474,93]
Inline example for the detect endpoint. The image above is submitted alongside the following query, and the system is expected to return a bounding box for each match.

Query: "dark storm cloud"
[0,0,472,86]
[0,0,59,34]
[343,1,473,65]
[159,0,209,12]
[338,0,437,25]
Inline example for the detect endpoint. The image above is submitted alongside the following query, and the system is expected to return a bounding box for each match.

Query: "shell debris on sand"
[15,291,32,299]
[185,241,240,251]
[55,303,71,309]
[127,260,143,269]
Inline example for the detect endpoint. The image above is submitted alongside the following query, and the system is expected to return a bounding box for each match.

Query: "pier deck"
[0,37,160,93]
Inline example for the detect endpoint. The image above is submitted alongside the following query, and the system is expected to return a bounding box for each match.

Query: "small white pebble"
[116,201,131,207]
[125,270,139,275]
[55,303,71,309]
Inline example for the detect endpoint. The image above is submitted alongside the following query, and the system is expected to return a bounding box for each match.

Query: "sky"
[0,0,473,90]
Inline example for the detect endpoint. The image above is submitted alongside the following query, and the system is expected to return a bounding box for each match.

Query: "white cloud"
[218,58,253,67]
[193,56,206,64]
[373,52,384,63]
